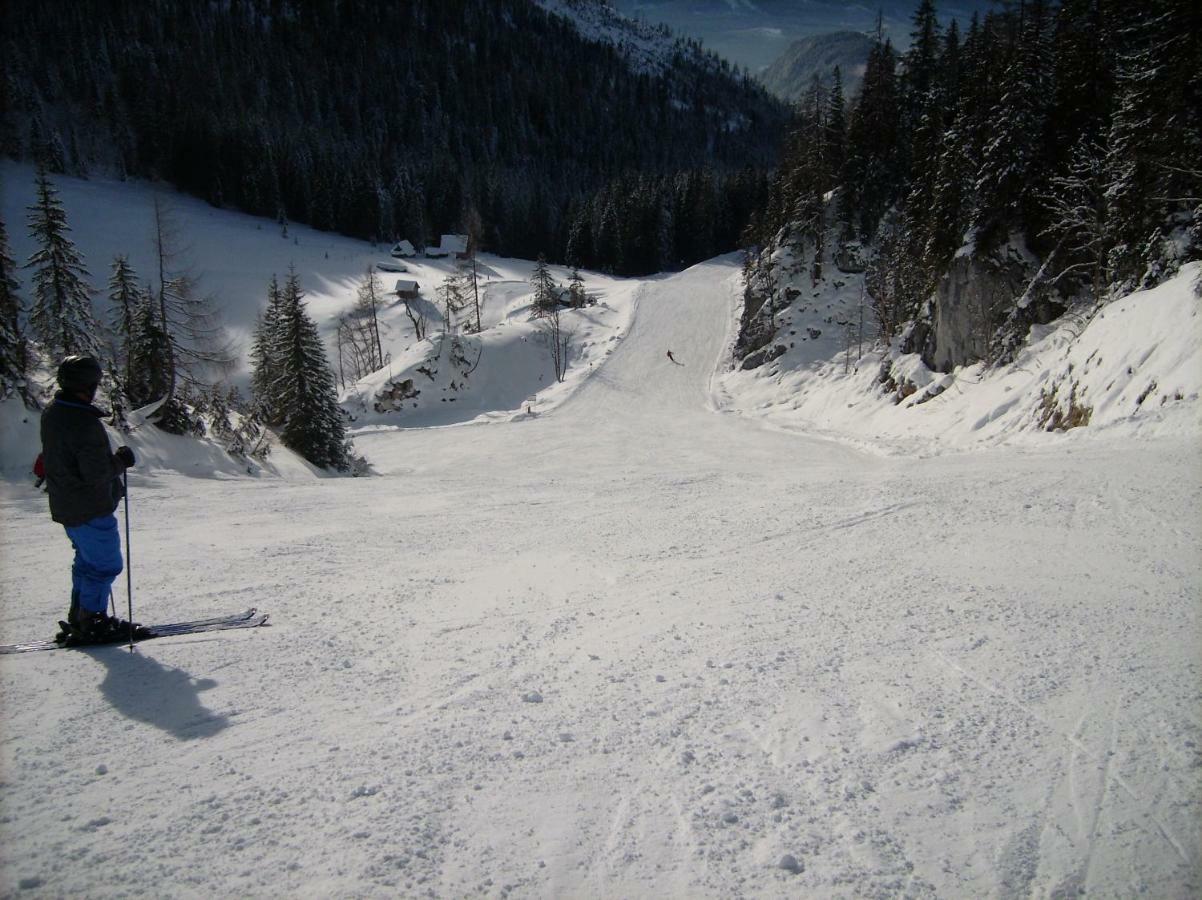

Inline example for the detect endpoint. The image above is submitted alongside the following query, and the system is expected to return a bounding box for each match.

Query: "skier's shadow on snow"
[94,648,229,740]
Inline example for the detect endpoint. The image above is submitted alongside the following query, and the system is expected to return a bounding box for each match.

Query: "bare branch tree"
[149,193,237,403]
[400,293,427,341]
[537,304,573,383]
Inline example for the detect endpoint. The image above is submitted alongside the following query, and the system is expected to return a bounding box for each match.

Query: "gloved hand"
[115,446,136,468]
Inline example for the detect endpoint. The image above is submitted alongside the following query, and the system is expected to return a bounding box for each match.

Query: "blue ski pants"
[64,515,123,614]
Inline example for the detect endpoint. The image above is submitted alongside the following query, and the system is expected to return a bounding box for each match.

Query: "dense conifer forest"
[745,0,1200,370]
[1,0,786,275]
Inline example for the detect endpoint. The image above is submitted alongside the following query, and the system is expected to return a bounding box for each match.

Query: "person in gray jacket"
[40,356,137,639]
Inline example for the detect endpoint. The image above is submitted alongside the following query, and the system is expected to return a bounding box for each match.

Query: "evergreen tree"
[24,164,102,360]
[0,216,27,396]
[107,255,142,392]
[1104,0,1202,286]
[844,35,902,239]
[270,268,350,471]
[825,68,848,229]
[530,255,559,315]
[1047,0,1116,183]
[567,268,587,308]
[971,0,1054,249]
[251,274,285,424]
[125,291,172,407]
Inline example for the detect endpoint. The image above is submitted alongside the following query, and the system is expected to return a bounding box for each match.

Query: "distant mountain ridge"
[760,31,874,101]
[609,0,996,73]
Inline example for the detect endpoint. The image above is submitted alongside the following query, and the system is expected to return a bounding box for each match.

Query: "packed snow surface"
[2,169,1200,896]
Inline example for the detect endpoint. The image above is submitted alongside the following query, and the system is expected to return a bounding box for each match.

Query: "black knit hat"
[56,355,103,394]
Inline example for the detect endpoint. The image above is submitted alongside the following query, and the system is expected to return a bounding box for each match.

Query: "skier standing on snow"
[40,356,138,639]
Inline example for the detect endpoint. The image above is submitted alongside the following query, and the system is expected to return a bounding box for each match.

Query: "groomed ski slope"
[1,258,1200,898]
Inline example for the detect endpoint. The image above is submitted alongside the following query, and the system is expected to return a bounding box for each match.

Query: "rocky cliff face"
[914,241,1064,373]
[925,254,1022,371]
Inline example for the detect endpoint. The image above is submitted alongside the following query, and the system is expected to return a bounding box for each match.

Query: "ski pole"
[123,468,133,652]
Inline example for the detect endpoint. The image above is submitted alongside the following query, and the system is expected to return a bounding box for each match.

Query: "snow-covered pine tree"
[530,255,559,315]
[0,216,28,398]
[1046,0,1116,188]
[843,33,902,240]
[24,164,102,361]
[125,291,172,408]
[251,274,285,425]
[899,3,943,241]
[1103,0,1202,288]
[107,255,142,392]
[567,268,587,308]
[271,268,350,471]
[825,68,847,232]
[922,19,971,277]
[970,0,1054,250]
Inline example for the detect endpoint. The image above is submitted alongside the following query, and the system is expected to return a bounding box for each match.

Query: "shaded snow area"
[719,257,1202,457]
[2,184,1201,895]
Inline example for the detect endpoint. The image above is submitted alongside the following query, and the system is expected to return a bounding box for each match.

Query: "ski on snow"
[0,608,269,655]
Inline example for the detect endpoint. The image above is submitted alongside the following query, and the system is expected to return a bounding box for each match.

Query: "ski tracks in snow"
[1,259,1200,897]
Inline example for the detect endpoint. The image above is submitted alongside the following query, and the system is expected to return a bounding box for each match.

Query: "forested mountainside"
[741,0,1201,377]
[0,0,787,274]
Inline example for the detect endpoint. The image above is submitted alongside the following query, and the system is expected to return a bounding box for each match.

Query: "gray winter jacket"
[40,394,125,526]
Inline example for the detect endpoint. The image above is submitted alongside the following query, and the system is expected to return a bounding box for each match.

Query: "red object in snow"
[33,453,45,478]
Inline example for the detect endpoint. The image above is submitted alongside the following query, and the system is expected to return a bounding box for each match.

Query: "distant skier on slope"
[40,356,138,640]
[666,350,681,365]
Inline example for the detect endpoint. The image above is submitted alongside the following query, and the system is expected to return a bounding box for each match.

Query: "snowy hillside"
[0,162,636,471]
[719,251,1202,456]
[1,175,1200,897]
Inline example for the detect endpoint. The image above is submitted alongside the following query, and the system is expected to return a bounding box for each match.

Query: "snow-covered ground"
[718,257,1202,458]
[1,169,1200,896]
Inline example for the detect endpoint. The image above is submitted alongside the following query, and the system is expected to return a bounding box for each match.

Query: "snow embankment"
[718,262,1202,455]
[0,397,320,481]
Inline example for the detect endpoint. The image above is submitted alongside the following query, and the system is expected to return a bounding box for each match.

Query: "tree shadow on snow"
[94,648,229,740]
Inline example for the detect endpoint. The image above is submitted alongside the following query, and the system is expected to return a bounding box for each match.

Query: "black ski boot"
[66,589,81,628]
[76,611,117,643]
[101,614,149,640]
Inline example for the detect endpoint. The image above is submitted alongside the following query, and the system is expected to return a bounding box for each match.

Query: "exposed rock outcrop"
[913,241,1064,373]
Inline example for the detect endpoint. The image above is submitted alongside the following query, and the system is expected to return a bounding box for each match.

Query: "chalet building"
[442,234,469,260]
[394,279,420,300]
[391,240,417,258]
[424,234,470,259]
